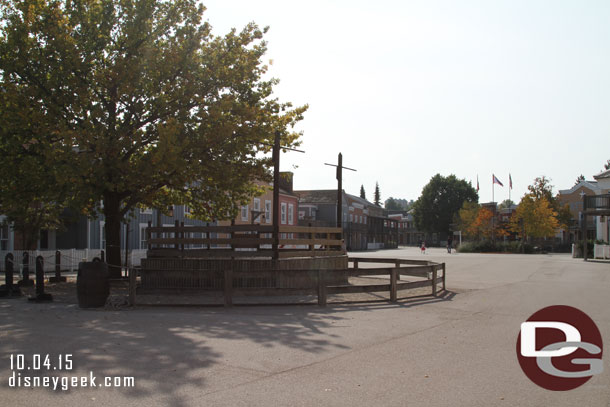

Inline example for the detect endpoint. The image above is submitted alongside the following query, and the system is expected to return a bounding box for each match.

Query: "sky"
[202,0,610,205]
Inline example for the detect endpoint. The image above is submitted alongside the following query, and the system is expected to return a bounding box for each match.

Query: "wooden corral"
[146,222,345,259]
[131,256,445,307]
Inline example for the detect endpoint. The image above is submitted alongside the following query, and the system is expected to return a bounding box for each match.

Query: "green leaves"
[412,174,479,234]
[1,0,306,245]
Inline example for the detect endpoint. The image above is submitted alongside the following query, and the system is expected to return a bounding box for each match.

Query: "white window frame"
[281,203,287,224]
[265,200,272,224]
[183,205,192,216]
[139,223,149,249]
[288,203,294,225]
[241,205,249,222]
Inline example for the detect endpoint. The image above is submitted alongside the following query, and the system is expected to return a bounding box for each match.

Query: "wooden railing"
[146,222,345,259]
[131,257,446,307]
[584,194,610,214]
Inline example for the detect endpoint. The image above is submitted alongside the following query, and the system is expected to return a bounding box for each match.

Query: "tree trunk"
[103,193,123,279]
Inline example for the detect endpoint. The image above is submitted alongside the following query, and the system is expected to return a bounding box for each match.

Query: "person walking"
[447,235,453,254]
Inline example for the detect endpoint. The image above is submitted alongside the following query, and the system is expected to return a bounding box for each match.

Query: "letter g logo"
[516,306,604,391]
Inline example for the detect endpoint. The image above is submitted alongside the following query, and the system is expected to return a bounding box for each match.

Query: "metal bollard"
[29,255,52,302]
[0,253,22,297]
[49,250,66,282]
[18,252,34,287]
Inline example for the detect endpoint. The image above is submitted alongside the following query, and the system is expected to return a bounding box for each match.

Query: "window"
[100,221,106,249]
[359,215,363,224]
[281,203,287,224]
[350,214,353,222]
[288,203,294,225]
[265,200,272,224]
[141,207,153,215]
[364,216,367,224]
[241,205,249,222]
[139,223,148,249]
[183,206,192,216]
[0,224,9,250]
[253,199,261,223]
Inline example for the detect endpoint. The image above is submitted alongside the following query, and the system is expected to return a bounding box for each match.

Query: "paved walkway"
[1,248,609,406]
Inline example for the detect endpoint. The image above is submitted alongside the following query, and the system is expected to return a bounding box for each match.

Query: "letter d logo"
[516,305,603,391]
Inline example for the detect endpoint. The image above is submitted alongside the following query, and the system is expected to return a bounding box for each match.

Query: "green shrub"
[457,241,533,254]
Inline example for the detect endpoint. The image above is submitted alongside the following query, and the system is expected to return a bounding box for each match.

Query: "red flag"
[509,174,513,189]
[493,174,504,187]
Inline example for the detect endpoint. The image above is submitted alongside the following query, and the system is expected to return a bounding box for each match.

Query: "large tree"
[0,0,306,276]
[509,194,560,240]
[412,174,478,234]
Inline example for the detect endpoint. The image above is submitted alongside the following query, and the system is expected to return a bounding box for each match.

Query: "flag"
[493,174,504,187]
[509,173,513,189]
[476,175,479,192]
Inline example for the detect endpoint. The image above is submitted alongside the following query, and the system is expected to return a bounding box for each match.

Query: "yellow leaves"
[510,194,559,239]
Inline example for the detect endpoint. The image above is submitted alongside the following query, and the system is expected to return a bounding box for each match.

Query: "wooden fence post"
[395,259,401,281]
[390,268,397,302]
[224,267,233,307]
[442,263,446,291]
[317,269,327,307]
[174,220,180,250]
[353,259,359,270]
[432,268,437,297]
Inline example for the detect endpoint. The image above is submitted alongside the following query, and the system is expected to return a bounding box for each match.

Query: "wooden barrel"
[77,262,109,308]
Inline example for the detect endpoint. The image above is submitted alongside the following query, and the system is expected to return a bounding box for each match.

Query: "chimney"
[279,172,293,193]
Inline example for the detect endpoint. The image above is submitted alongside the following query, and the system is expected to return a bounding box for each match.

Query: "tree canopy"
[412,174,478,234]
[0,0,306,274]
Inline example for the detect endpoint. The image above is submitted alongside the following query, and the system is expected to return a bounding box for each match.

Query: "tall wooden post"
[582,195,588,261]
[337,153,343,228]
[272,132,281,260]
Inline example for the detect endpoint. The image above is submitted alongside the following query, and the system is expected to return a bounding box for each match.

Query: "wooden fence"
[146,222,345,259]
[130,257,446,307]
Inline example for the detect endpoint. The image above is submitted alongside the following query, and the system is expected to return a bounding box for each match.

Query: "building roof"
[593,169,610,180]
[558,180,600,195]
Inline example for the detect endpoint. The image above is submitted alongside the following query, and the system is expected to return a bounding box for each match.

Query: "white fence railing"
[594,244,610,260]
[0,249,148,272]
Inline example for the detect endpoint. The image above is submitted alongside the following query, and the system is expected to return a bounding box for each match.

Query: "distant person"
[447,236,453,254]
[420,240,426,254]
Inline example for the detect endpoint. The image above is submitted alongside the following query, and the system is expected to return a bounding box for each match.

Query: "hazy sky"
[203,0,610,204]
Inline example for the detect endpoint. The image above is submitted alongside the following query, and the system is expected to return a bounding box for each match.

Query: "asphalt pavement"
[1,247,608,406]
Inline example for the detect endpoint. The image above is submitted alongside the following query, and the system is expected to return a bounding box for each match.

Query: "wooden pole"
[582,194,588,261]
[337,153,343,228]
[129,267,136,306]
[317,269,327,307]
[272,132,281,261]
[390,268,397,302]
